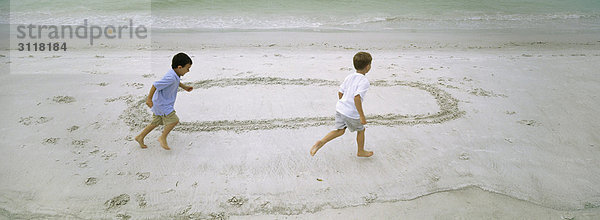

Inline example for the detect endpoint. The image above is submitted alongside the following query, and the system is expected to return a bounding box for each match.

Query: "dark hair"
[172,52,192,69]
[353,52,372,70]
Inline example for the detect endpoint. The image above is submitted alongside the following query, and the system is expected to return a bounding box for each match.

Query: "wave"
[5,9,600,31]
[148,12,600,31]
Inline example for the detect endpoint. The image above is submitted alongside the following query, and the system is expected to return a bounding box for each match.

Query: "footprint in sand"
[124,82,144,89]
[517,120,540,126]
[89,147,100,155]
[102,152,117,160]
[227,196,247,207]
[52,95,76,104]
[142,73,155,78]
[85,177,98,185]
[67,125,79,132]
[78,161,89,168]
[115,213,131,220]
[105,194,130,210]
[19,116,53,126]
[134,193,147,208]
[42,137,60,145]
[363,192,378,204]
[459,152,470,160]
[136,172,150,180]
[72,139,90,147]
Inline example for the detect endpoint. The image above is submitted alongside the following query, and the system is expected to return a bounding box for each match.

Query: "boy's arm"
[179,82,193,92]
[354,95,367,125]
[146,85,156,108]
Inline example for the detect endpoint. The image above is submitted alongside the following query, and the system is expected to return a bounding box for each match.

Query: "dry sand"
[1,30,600,219]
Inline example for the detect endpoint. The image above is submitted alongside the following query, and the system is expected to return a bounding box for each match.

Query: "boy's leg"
[158,121,178,150]
[310,128,345,156]
[356,128,373,157]
[135,123,158,149]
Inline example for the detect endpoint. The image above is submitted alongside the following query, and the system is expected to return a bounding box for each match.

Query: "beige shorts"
[151,111,179,126]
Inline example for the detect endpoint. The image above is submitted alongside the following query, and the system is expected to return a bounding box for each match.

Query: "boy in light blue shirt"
[135,53,193,150]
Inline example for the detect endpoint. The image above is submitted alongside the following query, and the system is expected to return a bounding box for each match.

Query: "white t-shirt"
[335,73,370,119]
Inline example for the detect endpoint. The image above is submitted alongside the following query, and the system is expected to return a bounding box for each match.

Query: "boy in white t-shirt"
[310,52,374,157]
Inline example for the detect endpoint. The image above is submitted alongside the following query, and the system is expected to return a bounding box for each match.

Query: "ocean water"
[3,0,600,32]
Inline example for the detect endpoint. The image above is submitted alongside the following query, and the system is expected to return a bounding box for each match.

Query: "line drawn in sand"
[114,77,465,132]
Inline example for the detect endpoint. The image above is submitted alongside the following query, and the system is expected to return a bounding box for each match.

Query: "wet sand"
[1,30,600,219]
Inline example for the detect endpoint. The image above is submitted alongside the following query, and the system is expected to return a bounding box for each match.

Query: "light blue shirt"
[151,69,180,116]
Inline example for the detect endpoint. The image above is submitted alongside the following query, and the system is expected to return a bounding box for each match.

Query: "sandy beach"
[1,29,600,219]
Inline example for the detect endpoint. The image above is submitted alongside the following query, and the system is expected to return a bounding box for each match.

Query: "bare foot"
[357,150,373,157]
[158,136,171,150]
[135,135,147,149]
[310,140,324,156]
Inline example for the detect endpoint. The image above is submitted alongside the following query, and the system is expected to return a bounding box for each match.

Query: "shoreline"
[236,186,600,220]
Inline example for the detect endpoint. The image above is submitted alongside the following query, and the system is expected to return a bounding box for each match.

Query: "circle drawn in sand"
[116,77,464,132]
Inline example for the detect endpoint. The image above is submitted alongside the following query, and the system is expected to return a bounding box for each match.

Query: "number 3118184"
[18,42,67,51]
